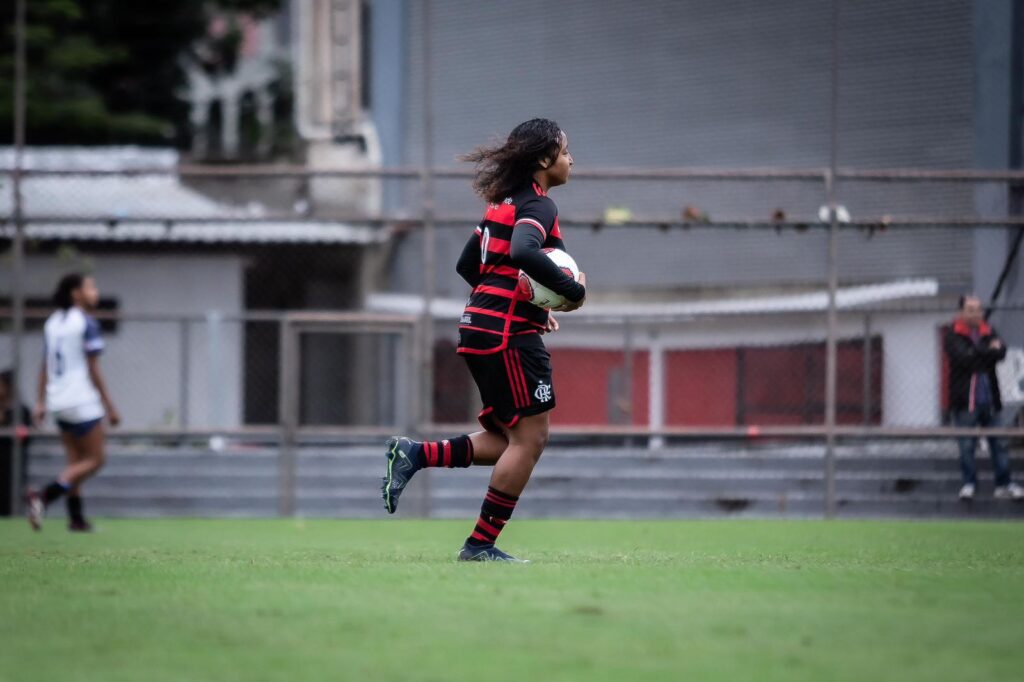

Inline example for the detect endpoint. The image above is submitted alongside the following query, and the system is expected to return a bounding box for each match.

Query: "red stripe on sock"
[470,530,494,543]
[442,440,451,467]
[485,493,517,509]
[475,517,503,538]
[488,486,518,502]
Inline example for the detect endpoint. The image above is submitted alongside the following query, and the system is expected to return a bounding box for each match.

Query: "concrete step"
[22,442,1024,520]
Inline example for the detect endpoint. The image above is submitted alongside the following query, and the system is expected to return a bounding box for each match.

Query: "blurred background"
[1,0,1022,519]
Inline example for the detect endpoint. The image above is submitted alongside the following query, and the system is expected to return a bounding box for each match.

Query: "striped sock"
[467,486,519,547]
[417,435,474,468]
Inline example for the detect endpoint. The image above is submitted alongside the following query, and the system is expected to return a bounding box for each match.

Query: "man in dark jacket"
[944,295,1021,501]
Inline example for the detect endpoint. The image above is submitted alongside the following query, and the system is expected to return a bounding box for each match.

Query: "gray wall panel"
[391,0,976,296]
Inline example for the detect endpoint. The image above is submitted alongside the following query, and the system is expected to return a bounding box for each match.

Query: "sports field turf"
[1,519,1021,681]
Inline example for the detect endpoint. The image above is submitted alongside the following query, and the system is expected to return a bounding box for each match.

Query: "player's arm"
[456,231,482,287]
[86,356,120,427]
[510,201,586,304]
[32,348,46,425]
[984,329,1007,363]
[943,330,985,371]
[83,317,120,426]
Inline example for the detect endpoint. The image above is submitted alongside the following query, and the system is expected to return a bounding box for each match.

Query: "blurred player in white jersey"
[26,274,120,532]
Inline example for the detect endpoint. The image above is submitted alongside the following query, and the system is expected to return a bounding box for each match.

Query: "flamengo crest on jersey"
[43,307,104,412]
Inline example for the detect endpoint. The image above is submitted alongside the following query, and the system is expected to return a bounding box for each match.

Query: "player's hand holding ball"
[553,272,586,312]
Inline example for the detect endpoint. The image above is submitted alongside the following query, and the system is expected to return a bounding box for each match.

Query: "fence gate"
[277,312,420,515]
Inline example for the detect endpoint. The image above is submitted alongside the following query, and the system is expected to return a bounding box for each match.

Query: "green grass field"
[1,518,1021,682]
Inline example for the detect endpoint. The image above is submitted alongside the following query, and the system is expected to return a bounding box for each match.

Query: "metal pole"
[623,318,634,448]
[419,0,436,431]
[823,0,841,519]
[179,319,190,430]
[861,313,872,425]
[277,317,297,516]
[9,0,27,516]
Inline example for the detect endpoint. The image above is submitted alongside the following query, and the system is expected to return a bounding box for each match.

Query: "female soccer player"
[382,118,586,562]
[26,273,120,531]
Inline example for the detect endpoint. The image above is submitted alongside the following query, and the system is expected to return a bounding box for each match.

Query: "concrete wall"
[385,0,977,298]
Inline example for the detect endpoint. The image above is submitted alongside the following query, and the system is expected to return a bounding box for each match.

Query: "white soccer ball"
[517,248,581,309]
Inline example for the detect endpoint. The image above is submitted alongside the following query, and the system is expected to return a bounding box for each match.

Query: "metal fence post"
[418,0,437,517]
[623,318,635,447]
[277,316,297,517]
[8,0,27,516]
[648,329,665,450]
[179,319,190,430]
[862,313,873,425]
[823,0,842,519]
[206,311,224,429]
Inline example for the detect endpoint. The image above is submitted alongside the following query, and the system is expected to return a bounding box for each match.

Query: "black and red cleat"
[25,489,44,531]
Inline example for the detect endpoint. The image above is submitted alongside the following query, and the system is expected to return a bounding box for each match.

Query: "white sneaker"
[993,483,1024,501]
[958,483,975,501]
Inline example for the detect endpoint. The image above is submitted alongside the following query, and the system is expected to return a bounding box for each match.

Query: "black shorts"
[56,418,102,437]
[463,337,556,433]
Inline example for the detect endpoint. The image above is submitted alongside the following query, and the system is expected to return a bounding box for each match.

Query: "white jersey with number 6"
[43,307,105,413]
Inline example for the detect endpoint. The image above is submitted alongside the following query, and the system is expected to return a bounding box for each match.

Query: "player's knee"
[527,429,550,458]
[88,451,106,472]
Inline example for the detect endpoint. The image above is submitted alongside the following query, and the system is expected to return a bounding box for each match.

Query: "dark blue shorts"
[56,418,102,437]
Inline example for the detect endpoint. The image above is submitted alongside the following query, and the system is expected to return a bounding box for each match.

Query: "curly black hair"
[461,118,563,203]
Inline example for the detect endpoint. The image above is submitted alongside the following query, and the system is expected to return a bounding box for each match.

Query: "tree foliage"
[0,0,282,146]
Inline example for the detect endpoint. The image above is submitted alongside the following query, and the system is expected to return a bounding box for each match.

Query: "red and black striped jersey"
[457,182,566,355]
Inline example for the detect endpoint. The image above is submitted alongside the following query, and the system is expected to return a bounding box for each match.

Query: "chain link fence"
[3,165,1021,438]
[2,0,1023,517]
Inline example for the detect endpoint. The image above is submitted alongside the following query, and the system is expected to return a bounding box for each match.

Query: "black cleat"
[382,437,422,514]
[25,489,43,531]
[457,542,530,563]
[68,519,94,533]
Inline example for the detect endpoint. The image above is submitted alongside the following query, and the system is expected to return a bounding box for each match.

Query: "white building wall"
[1,253,245,430]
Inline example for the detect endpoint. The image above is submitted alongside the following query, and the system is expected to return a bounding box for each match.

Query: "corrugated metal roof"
[0,221,384,245]
[0,147,382,245]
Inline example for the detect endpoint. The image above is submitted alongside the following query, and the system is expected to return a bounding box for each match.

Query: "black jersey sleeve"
[456,231,481,287]
[514,196,557,240]
[510,224,586,302]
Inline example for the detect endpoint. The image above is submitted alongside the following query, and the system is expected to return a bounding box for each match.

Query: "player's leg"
[59,422,106,486]
[382,351,518,513]
[458,412,549,563]
[25,429,78,530]
[63,434,95,531]
[61,433,89,530]
[381,430,508,514]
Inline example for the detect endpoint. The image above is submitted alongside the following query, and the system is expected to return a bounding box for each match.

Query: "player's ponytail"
[461,118,563,204]
[53,273,85,310]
